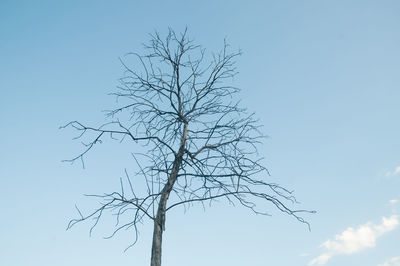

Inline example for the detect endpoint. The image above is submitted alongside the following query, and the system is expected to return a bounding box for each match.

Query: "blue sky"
[1,1,400,265]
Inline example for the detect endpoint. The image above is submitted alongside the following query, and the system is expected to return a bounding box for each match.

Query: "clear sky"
[1,1,400,266]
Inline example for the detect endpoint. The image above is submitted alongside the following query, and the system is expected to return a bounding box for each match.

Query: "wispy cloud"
[390,199,399,214]
[309,216,399,265]
[378,256,400,266]
[390,199,399,205]
[385,166,400,177]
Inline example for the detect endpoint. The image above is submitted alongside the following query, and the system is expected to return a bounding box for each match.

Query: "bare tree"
[63,29,313,266]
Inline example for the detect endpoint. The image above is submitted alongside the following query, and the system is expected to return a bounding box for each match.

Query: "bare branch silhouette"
[63,28,314,266]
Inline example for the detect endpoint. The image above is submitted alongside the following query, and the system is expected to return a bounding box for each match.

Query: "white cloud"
[390,199,398,205]
[309,216,399,265]
[378,257,400,266]
[385,166,400,177]
[310,254,331,265]
[395,167,400,175]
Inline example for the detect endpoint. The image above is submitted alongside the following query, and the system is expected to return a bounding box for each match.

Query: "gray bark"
[150,123,188,266]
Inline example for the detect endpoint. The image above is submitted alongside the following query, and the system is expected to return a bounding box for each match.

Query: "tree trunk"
[150,122,188,266]
[150,216,163,266]
[151,192,169,266]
